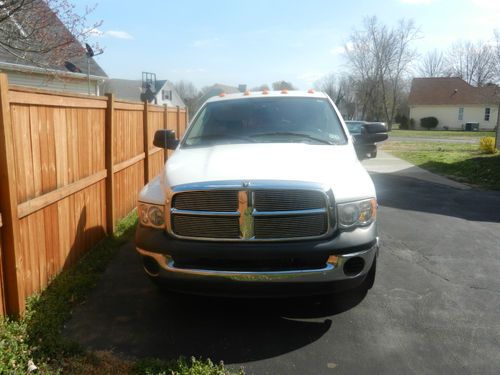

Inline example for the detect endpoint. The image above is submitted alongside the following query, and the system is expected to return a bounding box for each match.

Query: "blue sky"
[79,0,500,90]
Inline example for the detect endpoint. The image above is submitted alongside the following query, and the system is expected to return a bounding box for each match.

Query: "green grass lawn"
[382,141,500,190]
[0,212,242,375]
[389,129,496,139]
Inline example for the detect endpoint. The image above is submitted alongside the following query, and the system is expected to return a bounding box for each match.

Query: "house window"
[458,107,464,121]
[484,107,490,121]
[162,90,172,101]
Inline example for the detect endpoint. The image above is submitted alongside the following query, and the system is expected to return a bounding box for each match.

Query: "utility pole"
[85,43,103,95]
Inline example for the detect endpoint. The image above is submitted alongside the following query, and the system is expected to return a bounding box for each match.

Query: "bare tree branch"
[418,49,447,77]
[0,0,102,70]
[344,16,419,129]
[445,40,496,86]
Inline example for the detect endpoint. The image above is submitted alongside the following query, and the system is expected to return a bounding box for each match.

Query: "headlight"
[338,198,377,229]
[138,202,165,228]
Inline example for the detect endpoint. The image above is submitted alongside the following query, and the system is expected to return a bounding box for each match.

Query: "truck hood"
[163,143,375,202]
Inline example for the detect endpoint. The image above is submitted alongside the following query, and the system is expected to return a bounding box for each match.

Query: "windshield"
[182,97,347,147]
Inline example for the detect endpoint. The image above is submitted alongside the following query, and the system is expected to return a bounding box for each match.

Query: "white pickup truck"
[135,90,387,297]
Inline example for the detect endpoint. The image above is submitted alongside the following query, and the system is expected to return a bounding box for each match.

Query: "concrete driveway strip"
[64,154,500,374]
[389,136,478,144]
[362,150,471,190]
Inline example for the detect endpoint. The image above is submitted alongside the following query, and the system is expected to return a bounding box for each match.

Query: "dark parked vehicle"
[345,121,388,159]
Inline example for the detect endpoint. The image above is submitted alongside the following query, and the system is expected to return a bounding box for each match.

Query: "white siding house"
[100,79,186,108]
[0,62,106,95]
[409,78,499,131]
[0,1,107,94]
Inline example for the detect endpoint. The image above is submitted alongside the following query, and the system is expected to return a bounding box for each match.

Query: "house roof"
[0,1,107,78]
[409,77,500,106]
[101,78,185,107]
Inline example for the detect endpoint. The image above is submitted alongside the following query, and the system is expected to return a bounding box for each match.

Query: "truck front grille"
[254,213,327,239]
[172,214,240,239]
[169,184,333,241]
[173,191,238,212]
[254,190,325,211]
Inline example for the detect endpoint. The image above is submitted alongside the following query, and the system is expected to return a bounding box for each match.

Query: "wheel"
[370,150,377,158]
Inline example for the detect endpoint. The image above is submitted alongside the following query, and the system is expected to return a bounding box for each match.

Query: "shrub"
[399,115,409,130]
[420,116,439,130]
[479,136,497,154]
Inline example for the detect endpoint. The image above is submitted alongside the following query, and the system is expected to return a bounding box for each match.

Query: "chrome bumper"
[136,238,378,284]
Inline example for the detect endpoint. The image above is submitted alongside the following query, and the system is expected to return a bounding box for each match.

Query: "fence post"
[176,105,181,138]
[0,214,6,317]
[185,107,189,132]
[143,101,150,184]
[163,104,169,162]
[105,94,115,234]
[0,73,24,316]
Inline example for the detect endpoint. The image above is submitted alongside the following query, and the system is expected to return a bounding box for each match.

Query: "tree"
[344,17,419,130]
[174,80,198,100]
[174,80,199,116]
[492,30,500,148]
[418,49,447,77]
[272,80,296,90]
[314,73,344,104]
[251,84,270,91]
[0,0,101,68]
[445,40,496,86]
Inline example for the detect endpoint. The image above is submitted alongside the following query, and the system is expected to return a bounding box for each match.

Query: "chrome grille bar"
[252,208,326,217]
[166,180,335,241]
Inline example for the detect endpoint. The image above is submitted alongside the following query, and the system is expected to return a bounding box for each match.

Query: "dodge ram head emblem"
[238,190,254,239]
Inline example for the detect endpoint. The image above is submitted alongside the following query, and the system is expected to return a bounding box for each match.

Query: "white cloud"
[470,0,500,10]
[297,72,324,85]
[400,0,433,4]
[330,46,345,55]
[105,30,134,40]
[85,27,103,37]
[85,28,133,40]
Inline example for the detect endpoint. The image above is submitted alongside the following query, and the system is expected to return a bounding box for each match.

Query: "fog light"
[143,256,160,276]
[327,255,339,266]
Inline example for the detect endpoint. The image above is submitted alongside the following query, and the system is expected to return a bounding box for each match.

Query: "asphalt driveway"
[64,154,500,374]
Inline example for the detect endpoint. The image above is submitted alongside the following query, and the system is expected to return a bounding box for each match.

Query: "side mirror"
[360,123,388,143]
[363,123,387,134]
[153,129,179,150]
[363,132,388,143]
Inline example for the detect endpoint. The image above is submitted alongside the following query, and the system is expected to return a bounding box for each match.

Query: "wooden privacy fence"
[0,74,188,316]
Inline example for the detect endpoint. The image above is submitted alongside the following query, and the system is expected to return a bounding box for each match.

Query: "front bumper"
[135,227,379,296]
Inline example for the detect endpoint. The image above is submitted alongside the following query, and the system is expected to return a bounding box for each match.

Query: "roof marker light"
[219,92,226,97]
[308,89,315,94]
[281,89,288,94]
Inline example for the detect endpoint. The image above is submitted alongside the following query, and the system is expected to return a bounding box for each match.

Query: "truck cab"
[135,90,387,297]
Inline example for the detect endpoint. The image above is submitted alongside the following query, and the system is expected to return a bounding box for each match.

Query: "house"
[408,77,500,130]
[0,2,107,94]
[101,79,185,107]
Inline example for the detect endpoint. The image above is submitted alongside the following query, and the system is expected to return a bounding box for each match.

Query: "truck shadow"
[64,243,367,363]
[370,171,500,223]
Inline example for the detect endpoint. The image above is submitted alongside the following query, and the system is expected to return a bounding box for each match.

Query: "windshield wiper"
[187,134,256,142]
[250,132,335,145]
